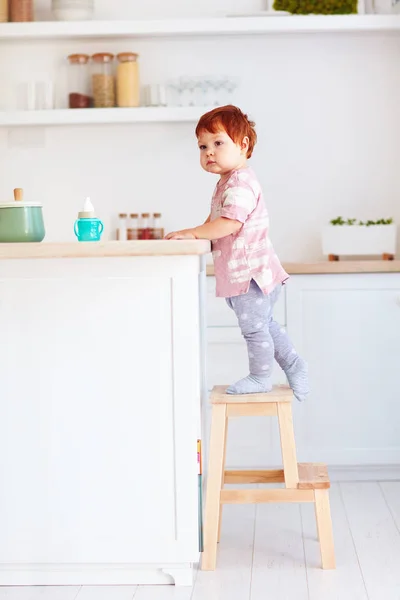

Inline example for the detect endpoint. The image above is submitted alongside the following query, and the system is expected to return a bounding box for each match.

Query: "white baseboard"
[0,563,195,587]
[223,464,400,482]
[327,464,400,482]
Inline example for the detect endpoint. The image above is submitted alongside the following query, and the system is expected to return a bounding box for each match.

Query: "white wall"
[1,0,400,260]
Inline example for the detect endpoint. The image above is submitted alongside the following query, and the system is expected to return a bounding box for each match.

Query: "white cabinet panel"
[0,256,202,579]
[204,273,400,469]
[286,274,400,465]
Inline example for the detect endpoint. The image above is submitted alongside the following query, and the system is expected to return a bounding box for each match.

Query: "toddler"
[166,105,308,400]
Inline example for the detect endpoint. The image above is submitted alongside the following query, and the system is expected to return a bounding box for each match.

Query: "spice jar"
[10,0,33,21]
[116,53,140,108]
[152,213,164,240]
[127,213,138,240]
[91,53,115,108]
[139,213,151,240]
[67,54,91,109]
[0,0,8,22]
[117,213,127,241]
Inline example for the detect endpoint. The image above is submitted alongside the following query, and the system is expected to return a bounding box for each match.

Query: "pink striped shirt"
[210,167,289,298]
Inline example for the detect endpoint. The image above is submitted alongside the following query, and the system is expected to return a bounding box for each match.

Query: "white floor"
[1,482,400,600]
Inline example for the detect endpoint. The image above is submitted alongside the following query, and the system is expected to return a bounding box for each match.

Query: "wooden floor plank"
[380,481,400,533]
[193,499,255,600]
[250,493,309,600]
[302,483,368,600]
[340,482,400,600]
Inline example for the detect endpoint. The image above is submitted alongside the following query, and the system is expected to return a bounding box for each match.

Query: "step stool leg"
[202,403,227,571]
[277,402,299,488]
[217,416,228,543]
[315,489,336,569]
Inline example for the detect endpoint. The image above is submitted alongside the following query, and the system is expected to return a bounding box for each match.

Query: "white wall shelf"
[0,15,400,41]
[0,107,212,127]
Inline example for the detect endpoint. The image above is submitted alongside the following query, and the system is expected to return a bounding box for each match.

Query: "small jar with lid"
[127,213,139,240]
[91,53,115,108]
[152,213,164,239]
[67,54,92,109]
[116,53,140,108]
[139,213,151,240]
[117,213,128,241]
[10,0,33,21]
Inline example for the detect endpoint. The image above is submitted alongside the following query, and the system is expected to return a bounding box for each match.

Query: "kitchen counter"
[0,247,208,587]
[206,260,400,276]
[0,240,210,259]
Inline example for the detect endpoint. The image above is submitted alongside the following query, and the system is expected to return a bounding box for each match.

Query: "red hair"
[195,105,257,158]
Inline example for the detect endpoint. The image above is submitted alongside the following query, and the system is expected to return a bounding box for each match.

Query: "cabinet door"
[0,259,201,565]
[286,274,400,465]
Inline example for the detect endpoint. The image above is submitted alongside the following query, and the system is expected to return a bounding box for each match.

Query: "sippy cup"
[74,197,104,242]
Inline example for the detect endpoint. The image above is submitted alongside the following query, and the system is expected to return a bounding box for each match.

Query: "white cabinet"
[0,255,204,586]
[205,273,400,470]
[286,274,400,466]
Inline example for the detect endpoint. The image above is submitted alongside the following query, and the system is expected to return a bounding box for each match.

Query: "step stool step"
[224,463,330,490]
[211,384,293,404]
[298,463,330,490]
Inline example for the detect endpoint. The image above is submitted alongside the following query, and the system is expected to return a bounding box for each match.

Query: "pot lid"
[0,188,42,208]
[0,202,42,208]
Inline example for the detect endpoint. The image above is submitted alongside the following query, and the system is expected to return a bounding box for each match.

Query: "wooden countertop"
[0,240,211,259]
[206,260,400,276]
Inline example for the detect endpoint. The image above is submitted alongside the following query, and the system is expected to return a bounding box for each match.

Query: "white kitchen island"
[0,240,210,587]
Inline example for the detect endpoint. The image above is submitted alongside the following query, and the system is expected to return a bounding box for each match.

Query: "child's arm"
[165,217,242,241]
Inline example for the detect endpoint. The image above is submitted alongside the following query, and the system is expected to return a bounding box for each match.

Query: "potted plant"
[322,217,397,260]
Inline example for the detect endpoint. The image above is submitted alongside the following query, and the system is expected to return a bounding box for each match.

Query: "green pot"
[0,203,45,243]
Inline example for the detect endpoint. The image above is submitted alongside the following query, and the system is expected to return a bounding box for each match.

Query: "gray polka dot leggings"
[226,279,297,378]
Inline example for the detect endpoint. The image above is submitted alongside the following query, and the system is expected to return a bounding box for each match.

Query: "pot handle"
[99,221,104,235]
[14,188,23,202]
[74,220,79,237]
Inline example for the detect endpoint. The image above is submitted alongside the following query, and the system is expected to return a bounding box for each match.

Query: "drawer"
[206,276,286,327]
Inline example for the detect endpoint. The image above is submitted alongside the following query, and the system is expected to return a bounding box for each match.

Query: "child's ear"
[241,136,249,153]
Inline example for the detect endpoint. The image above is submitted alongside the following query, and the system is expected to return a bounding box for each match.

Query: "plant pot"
[322,224,397,257]
[0,188,45,243]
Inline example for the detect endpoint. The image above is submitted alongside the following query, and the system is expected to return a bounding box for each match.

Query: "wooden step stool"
[201,385,335,571]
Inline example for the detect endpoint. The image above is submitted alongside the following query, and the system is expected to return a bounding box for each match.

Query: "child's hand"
[165,229,197,240]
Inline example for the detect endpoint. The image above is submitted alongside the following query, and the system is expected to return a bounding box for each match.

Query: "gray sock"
[269,319,309,402]
[226,374,273,395]
[284,357,309,402]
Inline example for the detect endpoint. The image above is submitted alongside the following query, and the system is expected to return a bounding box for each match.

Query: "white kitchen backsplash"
[1,1,400,260]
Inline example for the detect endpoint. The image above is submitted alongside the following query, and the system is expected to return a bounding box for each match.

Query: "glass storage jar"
[91,53,115,108]
[116,53,140,108]
[10,0,33,21]
[151,213,164,239]
[127,213,139,240]
[67,54,91,109]
[52,0,94,20]
[139,213,151,240]
[0,0,8,22]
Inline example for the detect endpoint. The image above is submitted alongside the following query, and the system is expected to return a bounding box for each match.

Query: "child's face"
[197,129,248,176]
